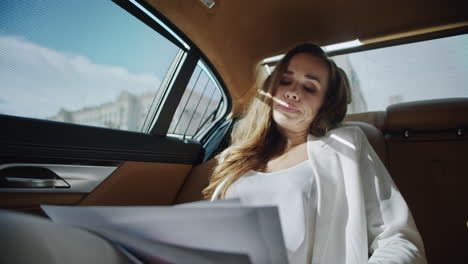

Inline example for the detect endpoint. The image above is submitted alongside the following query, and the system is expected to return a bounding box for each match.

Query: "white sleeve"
[356,129,427,264]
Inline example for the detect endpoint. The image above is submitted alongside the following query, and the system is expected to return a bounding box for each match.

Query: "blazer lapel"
[307,134,342,263]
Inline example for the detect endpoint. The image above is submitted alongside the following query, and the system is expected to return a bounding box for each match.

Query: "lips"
[276,103,300,113]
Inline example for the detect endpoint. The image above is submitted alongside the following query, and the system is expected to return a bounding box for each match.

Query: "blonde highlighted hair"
[203,43,349,199]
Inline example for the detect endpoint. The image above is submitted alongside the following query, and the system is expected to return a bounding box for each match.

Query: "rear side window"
[331,34,468,114]
[0,0,181,133]
[168,61,226,139]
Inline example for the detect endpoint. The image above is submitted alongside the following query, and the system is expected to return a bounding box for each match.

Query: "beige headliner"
[148,0,467,114]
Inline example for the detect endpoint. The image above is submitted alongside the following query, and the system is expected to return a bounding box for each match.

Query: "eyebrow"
[284,71,321,83]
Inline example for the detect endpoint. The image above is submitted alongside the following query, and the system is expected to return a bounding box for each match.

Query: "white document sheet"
[41,200,288,264]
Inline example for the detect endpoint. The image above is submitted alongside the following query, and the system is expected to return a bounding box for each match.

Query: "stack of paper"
[41,200,288,264]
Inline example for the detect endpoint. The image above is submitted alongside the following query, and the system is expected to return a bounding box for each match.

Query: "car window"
[0,0,182,133]
[331,34,468,113]
[168,61,226,139]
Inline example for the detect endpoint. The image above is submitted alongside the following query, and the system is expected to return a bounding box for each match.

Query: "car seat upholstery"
[344,111,386,131]
[383,98,468,264]
[173,158,217,203]
[342,121,389,169]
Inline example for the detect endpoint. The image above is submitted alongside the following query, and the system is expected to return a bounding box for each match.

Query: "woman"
[203,43,427,264]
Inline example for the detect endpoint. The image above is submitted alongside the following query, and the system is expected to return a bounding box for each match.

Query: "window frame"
[165,60,229,142]
[261,27,468,67]
[1,0,231,142]
[0,0,232,167]
[114,0,231,142]
[326,25,468,57]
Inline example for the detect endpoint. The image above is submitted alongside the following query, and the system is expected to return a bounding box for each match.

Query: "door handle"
[0,166,70,188]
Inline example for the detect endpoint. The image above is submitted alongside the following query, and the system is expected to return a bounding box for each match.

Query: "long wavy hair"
[203,43,349,199]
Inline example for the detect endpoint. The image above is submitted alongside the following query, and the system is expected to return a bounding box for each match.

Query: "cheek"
[272,85,282,97]
[304,97,323,114]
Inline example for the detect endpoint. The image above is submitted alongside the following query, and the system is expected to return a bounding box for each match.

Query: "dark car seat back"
[383,98,468,264]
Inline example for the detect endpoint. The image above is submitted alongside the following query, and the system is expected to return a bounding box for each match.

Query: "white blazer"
[213,126,427,264]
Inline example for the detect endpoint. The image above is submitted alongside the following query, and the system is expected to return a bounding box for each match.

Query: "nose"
[285,86,299,101]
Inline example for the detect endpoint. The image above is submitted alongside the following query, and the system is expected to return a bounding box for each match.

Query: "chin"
[273,116,297,130]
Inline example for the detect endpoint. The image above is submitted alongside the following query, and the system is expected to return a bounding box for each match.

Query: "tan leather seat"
[174,159,216,203]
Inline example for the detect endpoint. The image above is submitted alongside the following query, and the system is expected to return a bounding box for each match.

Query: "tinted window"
[331,34,468,113]
[0,0,181,132]
[168,61,226,139]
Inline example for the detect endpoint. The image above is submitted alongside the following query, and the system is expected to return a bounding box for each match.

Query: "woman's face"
[272,53,329,135]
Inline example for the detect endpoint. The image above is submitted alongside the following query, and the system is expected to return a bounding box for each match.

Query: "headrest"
[344,111,386,131]
[342,121,388,167]
[386,98,468,132]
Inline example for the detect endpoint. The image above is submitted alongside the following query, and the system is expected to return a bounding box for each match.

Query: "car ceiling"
[147,0,468,114]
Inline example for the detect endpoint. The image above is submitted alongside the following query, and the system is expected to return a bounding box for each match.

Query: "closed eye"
[303,86,317,93]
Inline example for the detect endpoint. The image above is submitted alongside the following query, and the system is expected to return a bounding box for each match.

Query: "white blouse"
[225,160,317,264]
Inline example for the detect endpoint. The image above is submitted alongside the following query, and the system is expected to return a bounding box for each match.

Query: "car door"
[0,0,231,215]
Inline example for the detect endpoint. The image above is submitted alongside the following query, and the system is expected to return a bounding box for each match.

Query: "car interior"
[1,0,467,263]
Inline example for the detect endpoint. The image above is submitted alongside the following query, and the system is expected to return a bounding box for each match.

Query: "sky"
[0,0,179,118]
